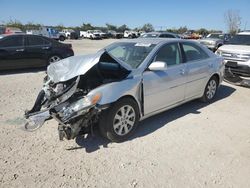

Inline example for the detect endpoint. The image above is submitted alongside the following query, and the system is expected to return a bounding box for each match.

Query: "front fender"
[88,76,142,110]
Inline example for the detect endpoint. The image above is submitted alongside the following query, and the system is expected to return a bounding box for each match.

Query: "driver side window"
[154,43,181,66]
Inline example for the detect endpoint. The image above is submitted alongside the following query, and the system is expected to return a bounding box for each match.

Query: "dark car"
[140,31,180,39]
[0,34,74,70]
[107,30,123,39]
[70,31,79,40]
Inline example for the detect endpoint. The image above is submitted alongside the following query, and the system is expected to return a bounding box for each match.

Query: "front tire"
[201,76,218,102]
[99,98,139,142]
[48,55,61,65]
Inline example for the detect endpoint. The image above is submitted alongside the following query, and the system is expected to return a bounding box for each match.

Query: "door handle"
[42,46,50,50]
[179,69,185,75]
[16,49,24,52]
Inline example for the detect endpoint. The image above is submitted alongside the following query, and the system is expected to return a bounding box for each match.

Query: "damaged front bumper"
[24,89,106,140]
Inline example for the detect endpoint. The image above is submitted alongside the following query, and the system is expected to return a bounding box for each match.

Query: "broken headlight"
[59,93,102,122]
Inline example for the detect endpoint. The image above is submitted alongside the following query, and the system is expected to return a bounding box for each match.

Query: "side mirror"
[148,61,168,71]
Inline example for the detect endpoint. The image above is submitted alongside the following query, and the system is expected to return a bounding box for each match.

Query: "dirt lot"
[0,39,250,188]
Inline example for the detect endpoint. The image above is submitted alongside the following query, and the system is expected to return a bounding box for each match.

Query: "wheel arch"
[211,73,220,84]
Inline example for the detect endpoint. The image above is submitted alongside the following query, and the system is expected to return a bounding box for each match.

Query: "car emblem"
[231,53,237,58]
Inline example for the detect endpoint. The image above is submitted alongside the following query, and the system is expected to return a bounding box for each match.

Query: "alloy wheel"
[113,105,136,136]
[206,79,217,99]
[49,55,61,64]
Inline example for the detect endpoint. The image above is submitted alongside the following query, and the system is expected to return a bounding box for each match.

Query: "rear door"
[181,42,211,99]
[143,42,187,115]
[24,35,52,67]
[0,35,26,70]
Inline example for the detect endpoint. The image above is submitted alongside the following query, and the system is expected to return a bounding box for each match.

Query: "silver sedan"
[25,38,225,142]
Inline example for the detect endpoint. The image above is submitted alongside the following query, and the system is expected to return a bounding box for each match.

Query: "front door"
[143,43,187,115]
[0,35,26,70]
[24,35,51,67]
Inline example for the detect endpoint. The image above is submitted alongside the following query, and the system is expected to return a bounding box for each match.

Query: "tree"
[177,26,188,34]
[54,24,65,31]
[141,23,154,32]
[224,10,241,35]
[106,23,117,31]
[117,24,130,32]
[5,19,24,31]
[81,23,94,31]
[197,28,209,37]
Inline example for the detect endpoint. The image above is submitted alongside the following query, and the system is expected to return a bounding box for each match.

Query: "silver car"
[24,38,224,142]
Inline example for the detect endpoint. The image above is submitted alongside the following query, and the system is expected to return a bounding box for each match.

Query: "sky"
[0,0,249,32]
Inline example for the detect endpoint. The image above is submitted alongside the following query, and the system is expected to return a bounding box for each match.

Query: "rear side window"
[27,36,50,46]
[0,35,23,47]
[159,34,175,38]
[182,43,209,62]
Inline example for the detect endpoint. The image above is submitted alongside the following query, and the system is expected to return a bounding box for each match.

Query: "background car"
[107,30,123,39]
[199,33,231,51]
[140,31,180,38]
[26,27,66,41]
[216,31,250,82]
[123,30,138,38]
[182,30,201,39]
[61,29,79,39]
[0,34,74,70]
[93,30,108,39]
[85,30,101,39]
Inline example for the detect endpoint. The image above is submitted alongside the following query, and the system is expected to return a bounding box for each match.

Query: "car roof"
[120,38,184,45]
[145,31,177,35]
[238,31,250,35]
[0,34,56,43]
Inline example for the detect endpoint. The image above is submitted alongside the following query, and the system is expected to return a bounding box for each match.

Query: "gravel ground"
[0,39,250,188]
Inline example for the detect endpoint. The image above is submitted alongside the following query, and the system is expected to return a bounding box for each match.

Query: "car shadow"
[71,84,236,153]
[0,67,46,75]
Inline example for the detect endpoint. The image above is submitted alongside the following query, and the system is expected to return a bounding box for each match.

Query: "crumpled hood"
[47,52,101,83]
[47,50,131,83]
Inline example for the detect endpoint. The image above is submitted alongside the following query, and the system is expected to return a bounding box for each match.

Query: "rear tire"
[99,98,139,142]
[59,36,65,41]
[200,76,218,102]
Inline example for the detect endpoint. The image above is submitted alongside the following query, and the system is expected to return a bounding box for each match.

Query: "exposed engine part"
[53,108,99,140]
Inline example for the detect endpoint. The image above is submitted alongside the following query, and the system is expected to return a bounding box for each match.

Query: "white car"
[93,30,107,38]
[85,30,101,39]
[26,27,66,41]
[124,30,138,38]
[80,31,87,38]
[216,31,250,77]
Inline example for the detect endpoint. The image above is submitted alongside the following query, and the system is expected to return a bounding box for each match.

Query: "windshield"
[227,35,250,45]
[106,42,156,68]
[206,34,224,39]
